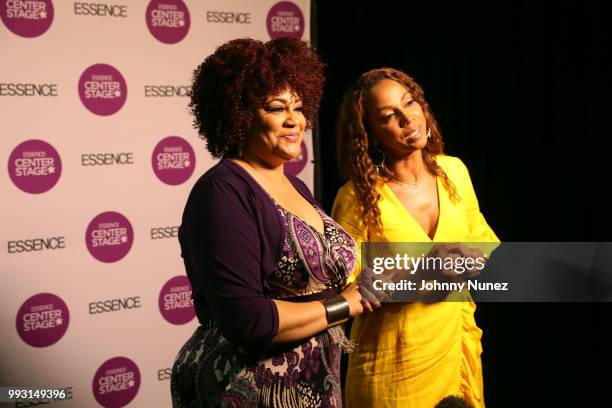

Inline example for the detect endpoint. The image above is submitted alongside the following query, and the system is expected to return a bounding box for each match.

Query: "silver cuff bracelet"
[322,295,350,325]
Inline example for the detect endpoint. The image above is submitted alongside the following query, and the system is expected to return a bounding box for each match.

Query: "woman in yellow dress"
[332,68,499,407]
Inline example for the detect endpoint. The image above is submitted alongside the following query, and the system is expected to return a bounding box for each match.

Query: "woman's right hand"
[340,282,373,316]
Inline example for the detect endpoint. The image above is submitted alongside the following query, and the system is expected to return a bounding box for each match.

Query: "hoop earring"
[369,147,386,174]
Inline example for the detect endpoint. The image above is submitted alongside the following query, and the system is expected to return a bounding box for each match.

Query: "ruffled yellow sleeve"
[331,182,369,284]
[454,158,500,243]
[440,156,500,253]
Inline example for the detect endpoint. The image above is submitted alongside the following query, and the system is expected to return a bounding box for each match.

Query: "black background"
[313,0,611,405]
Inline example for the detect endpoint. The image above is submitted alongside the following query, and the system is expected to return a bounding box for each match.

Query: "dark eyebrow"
[266,98,288,104]
[376,91,411,112]
[265,97,303,105]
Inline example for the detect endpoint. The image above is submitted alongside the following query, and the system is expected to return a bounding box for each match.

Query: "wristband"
[322,295,350,325]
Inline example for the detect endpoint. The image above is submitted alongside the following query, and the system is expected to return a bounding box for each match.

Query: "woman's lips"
[403,127,421,140]
[281,132,300,142]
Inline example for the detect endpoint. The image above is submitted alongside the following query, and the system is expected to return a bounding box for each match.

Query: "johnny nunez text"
[373,279,509,292]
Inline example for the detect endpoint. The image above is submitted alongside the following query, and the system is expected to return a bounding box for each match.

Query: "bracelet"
[321,295,350,325]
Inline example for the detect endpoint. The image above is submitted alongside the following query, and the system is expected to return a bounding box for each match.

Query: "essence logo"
[88,296,141,314]
[8,139,62,194]
[8,235,66,254]
[16,293,69,348]
[150,225,179,240]
[78,64,127,116]
[1,0,54,38]
[85,211,134,263]
[284,140,308,176]
[144,84,190,97]
[81,152,134,166]
[73,2,127,18]
[92,357,140,408]
[206,10,251,24]
[267,1,304,40]
[159,275,195,325]
[157,368,171,381]
[145,0,189,44]
[0,82,58,96]
[152,136,195,185]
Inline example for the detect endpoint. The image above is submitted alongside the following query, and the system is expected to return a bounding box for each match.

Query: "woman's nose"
[284,110,299,127]
[398,111,413,127]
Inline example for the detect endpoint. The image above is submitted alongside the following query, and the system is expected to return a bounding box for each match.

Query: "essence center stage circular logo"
[85,211,134,263]
[8,139,62,194]
[1,0,54,38]
[159,275,195,325]
[267,1,304,40]
[16,292,69,347]
[152,135,196,185]
[78,64,127,116]
[92,356,141,408]
[145,0,190,44]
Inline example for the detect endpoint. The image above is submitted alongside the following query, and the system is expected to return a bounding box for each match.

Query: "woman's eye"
[266,106,284,112]
[294,106,304,112]
[404,99,415,107]
[382,113,395,122]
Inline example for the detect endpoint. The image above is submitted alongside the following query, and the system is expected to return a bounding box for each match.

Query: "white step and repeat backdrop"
[1,1,313,407]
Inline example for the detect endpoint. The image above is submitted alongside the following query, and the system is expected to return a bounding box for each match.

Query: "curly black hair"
[189,37,325,158]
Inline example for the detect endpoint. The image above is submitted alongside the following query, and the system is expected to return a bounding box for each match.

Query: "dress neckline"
[273,199,329,238]
[381,176,444,241]
[225,158,326,236]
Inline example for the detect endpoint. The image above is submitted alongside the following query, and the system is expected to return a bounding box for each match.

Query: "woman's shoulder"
[334,180,359,201]
[436,154,464,169]
[435,154,470,179]
[192,159,254,193]
[185,159,262,214]
[332,181,361,217]
[338,179,363,195]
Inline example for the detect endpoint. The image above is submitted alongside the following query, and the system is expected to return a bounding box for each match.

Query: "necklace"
[389,177,422,188]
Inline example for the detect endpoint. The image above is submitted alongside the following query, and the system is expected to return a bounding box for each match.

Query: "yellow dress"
[332,155,499,408]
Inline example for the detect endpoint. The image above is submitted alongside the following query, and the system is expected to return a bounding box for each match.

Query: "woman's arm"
[272,283,363,343]
[183,177,363,351]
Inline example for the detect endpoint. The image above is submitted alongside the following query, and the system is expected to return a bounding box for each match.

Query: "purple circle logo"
[284,140,308,176]
[146,0,190,44]
[159,275,195,325]
[1,0,53,38]
[152,136,196,185]
[86,211,134,263]
[16,293,69,348]
[8,139,62,194]
[78,64,127,116]
[267,1,304,40]
[92,357,140,408]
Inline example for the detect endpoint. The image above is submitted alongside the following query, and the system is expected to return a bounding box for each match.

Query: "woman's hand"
[341,282,379,315]
[339,282,369,316]
[427,243,486,279]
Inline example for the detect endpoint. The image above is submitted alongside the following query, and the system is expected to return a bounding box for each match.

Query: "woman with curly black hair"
[171,38,369,408]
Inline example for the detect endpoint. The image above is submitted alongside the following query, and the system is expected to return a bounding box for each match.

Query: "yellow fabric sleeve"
[455,158,499,243]
[331,182,368,285]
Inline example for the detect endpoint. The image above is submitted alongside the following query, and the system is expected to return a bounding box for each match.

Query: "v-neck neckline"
[227,158,326,236]
[382,176,444,242]
[274,200,328,238]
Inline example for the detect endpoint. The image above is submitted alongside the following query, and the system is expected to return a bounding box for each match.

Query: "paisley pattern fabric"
[171,203,356,408]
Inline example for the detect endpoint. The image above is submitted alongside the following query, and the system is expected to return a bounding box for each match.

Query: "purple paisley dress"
[171,203,356,408]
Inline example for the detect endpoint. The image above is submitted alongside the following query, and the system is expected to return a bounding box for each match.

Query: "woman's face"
[366,79,428,157]
[247,88,306,167]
